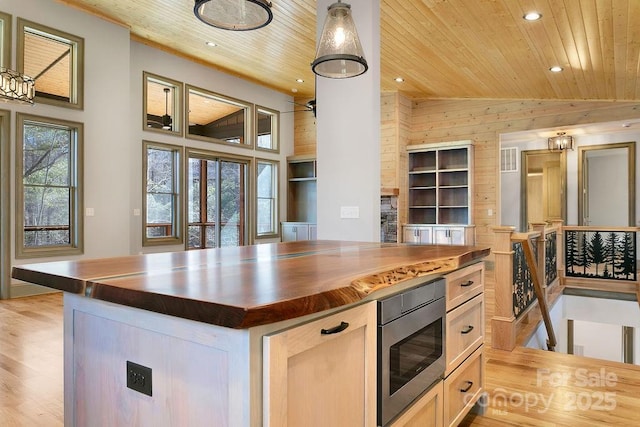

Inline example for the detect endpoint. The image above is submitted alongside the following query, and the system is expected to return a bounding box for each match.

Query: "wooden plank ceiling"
[58,0,640,101]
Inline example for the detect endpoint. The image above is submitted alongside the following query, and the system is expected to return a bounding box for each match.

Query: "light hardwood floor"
[2,288,640,426]
[0,293,63,426]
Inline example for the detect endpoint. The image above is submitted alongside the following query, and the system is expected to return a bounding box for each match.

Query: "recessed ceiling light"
[394,77,404,83]
[523,12,542,21]
[296,78,304,83]
[549,66,563,73]
[205,41,217,47]
[291,88,298,93]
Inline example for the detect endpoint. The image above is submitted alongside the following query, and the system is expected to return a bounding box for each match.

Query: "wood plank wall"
[293,95,640,256]
[409,98,640,256]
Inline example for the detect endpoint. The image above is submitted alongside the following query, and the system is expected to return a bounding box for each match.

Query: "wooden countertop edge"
[11,267,86,294]
[84,247,490,329]
[11,245,491,329]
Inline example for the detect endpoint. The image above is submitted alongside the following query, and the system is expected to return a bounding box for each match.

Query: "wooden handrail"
[515,237,557,351]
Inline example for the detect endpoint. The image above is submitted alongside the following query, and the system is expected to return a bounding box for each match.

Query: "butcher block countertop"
[12,240,490,328]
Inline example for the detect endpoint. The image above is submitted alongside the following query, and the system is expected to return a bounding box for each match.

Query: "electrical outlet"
[127,361,152,396]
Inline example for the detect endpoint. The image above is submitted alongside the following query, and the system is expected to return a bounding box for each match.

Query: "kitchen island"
[12,240,490,427]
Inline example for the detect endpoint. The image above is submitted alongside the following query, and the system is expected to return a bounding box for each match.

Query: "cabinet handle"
[461,325,474,334]
[460,381,473,393]
[460,280,474,287]
[321,321,349,335]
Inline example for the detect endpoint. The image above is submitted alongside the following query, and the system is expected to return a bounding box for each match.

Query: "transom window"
[16,113,83,258]
[256,106,279,152]
[186,85,252,147]
[17,18,84,109]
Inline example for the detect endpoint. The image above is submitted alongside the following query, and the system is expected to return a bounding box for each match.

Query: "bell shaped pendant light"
[194,0,273,31]
[311,1,368,78]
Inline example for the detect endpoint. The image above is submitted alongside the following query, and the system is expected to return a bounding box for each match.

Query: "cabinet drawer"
[444,348,484,427]
[445,294,483,375]
[390,381,443,427]
[445,262,483,311]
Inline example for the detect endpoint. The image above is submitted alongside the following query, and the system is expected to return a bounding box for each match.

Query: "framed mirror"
[0,11,11,68]
[186,84,252,148]
[143,72,183,135]
[578,142,636,226]
[17,18,84,109]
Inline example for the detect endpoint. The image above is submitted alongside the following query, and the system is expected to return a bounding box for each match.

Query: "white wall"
[3,0,293,296]
[128,42,294,255]
[316,0,381,242]
[500,127,640,230]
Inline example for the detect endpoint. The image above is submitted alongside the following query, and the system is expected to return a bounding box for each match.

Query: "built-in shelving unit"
[405,142,474,245]
[283,155,317,241]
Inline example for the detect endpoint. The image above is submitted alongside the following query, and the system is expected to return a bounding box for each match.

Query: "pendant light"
[162,88,172,130]
[311,0,368,79]
[548,132,574,151]
[193,0,273,31]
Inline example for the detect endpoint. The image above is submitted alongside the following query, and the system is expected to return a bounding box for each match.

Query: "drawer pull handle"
[321,321,349,335]
[460,280,474,287]
[460,381,473,393]
[461,325,474,334]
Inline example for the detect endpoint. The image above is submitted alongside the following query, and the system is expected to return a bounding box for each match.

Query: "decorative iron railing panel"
[545,231,558,286]
[513,240,537,318]
[564,229,636,281]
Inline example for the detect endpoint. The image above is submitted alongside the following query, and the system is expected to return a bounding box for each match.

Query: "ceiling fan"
[146,87,173,130]
[283,99,316,117]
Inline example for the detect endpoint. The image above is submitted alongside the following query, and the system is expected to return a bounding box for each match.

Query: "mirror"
[578,142,635,226]
[17,18,84,109]
[521,149,566,230]
[143,72,182,135]
[186,85,252,147]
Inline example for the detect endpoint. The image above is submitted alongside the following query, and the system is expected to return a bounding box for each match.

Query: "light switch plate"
[340,206,359,219]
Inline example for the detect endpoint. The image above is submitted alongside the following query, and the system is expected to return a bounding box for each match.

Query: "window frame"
[15,113,84,258]
[255,105,280,153]
[255,158,279,239]
[185,148,252,250]
[142,72,183,136]
[16,18,84,110]
[0,11,11,69]
[142,140,183,247]
[185,84,253,149]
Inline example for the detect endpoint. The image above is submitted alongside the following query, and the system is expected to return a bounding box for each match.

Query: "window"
[256,159,278,237]
[0,11,10,68]
[256,106,279,152]
[143,141,182,246]
[186,85,252,148]
[16,113,83,258]
[143,72,183,135]
[187,150,249,249]
[17,18,84,109]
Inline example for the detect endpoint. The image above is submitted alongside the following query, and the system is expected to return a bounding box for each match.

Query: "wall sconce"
[548,132,574,151]
[193,0,273,31]
[0,68,35,104]
[311,0,368,79]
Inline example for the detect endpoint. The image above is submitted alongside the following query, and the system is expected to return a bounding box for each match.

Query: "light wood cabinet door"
[263,302,377,427]
[390,381,443,427]
[444,348,484,427]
